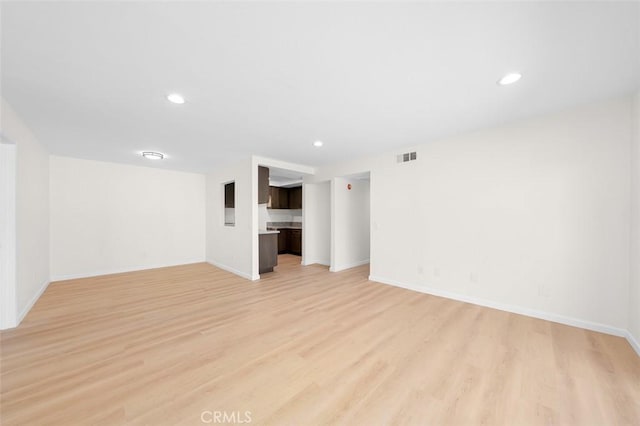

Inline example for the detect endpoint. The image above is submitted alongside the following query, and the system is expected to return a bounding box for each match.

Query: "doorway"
[258,166,305,274]
[330,172,371,272]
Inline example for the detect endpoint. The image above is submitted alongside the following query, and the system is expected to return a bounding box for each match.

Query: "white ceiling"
[2,1,639,173]
[268,166,305,188]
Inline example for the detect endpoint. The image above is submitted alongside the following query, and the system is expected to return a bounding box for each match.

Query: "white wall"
[303,181,331,266]
[630,90,640,352]
[206,158,254,279]
[0,141,17,329]
[331,177,370,272]
[1,99,50,327]
[258,204,268,230]
[50,156,205,280]
[309,96,633,334]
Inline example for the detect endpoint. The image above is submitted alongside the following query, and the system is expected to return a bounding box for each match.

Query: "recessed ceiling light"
[497,73,522,86]
[313,140,323,147]
[167,93,185,104]
[142,151,164,160]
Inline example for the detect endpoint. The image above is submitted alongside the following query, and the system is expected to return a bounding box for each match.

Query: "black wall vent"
[397,151,417,163]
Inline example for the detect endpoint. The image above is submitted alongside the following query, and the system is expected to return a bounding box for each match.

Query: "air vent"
[397,151,417,163]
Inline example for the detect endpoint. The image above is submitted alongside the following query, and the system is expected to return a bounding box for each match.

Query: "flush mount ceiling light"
[497,72,522,86]
[142,151,164,160]
[313,140,323,147]
[167,93,185,104]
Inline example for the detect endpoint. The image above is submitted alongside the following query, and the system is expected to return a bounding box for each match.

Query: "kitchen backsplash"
[268,221,303,228]
[259,205,302,230]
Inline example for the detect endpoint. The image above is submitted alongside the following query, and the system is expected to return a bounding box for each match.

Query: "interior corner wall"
[206,157,254,280]
[312,95,633,334]
[331,177,370,272]
[50,156,206,280]
[1,98,50,327]
[303,181,331,266]
[629,90,640,351]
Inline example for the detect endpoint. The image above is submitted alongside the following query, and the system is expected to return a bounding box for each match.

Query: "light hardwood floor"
[1,255,639,425]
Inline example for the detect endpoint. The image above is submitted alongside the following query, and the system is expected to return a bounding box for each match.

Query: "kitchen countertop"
[267,222,302,231]
[259,230,280,235]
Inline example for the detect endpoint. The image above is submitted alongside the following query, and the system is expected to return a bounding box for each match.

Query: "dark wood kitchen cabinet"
[289,186,302,209]
[277,230,288,254]
[258,166,269,204]
[277,187,289,209]
[269,186,289,209]
[268,186,276,208]
[276,228,302,256]
[289,229,302,255]
[268,185,302,209]
[259,233,278,273]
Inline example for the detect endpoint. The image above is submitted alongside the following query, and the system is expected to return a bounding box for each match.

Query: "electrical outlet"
[470,272,478,283]
[434,267,441,278]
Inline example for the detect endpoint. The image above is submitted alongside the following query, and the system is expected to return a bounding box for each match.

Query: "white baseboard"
[303,258,330,267]
[368,275,628,338]
[626,330,640,357]
[53,259,253,283]
[330,259,370,273]
[17,279,50,325]
[207,260,253,281]
[50,259,206,282]
[0,312,17,330]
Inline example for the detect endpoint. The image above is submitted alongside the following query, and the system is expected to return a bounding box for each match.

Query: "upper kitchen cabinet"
[269,186,289,209]
[289,186,302,209]
[258,166,269,204]
[268,185,302,209]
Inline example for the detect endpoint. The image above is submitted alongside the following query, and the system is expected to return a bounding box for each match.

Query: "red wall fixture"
[347,183,352,190]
